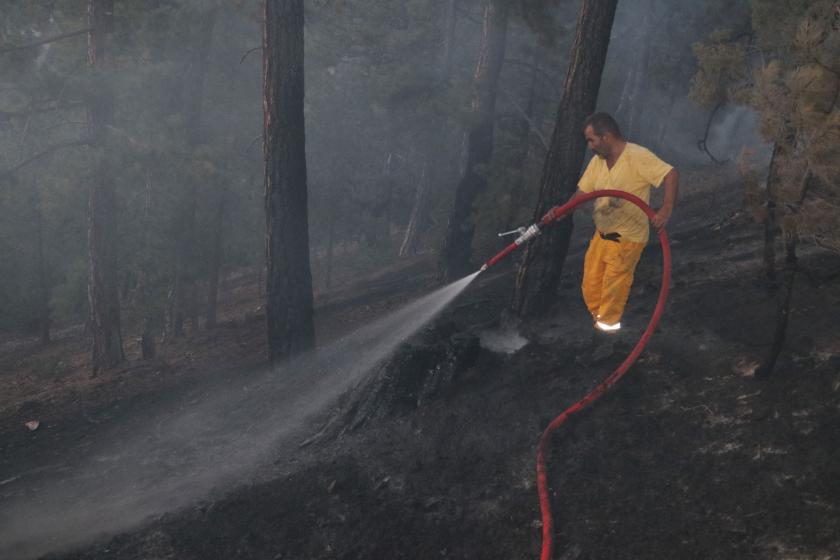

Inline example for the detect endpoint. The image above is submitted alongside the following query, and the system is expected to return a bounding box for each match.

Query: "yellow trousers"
[581,233,646,326]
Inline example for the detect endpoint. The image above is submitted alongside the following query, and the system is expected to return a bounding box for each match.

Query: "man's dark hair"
[583,112,622,138]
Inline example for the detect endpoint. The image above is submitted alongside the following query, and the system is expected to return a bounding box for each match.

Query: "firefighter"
[574,112,679,332]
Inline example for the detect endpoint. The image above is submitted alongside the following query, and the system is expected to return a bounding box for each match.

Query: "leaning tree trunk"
[439,0,509,281]
[511,0,619,317]
[263,0,315,364]
[87,0,124,375]
[169,9,217,336]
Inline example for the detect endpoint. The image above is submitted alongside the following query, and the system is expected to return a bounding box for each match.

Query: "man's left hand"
[652,206,673,231]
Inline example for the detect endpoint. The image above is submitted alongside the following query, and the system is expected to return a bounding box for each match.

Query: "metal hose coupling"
[514,223,541,245]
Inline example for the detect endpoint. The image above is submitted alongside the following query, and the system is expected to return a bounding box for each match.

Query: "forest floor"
[1,165,840,560]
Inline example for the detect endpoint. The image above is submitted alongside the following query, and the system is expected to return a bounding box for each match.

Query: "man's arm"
[652,168,678,230]
[540,188,585,223]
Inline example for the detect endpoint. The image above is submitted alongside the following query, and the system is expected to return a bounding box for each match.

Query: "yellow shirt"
[578,143,673,243]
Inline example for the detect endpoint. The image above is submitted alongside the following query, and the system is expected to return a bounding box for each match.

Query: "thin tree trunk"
[400,163,428,257]
[442,0,458,81]
[263,0,315,364]
[763,143,782,282]
[205,188,226,329]
[756,169,812,378]
[325,182,336,290]
[625,10,652,140]
[756,230,797,378]
[654,80,679,154]
[511,0,619,317]
[169,9,218,336]
[439,0,509,281]
[399,1,460,258]
[139,170,157,359]
[87,0,124,375]
[504,45,541,231]
[33,187,51,344]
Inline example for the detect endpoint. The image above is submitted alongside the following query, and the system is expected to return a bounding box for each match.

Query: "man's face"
[584,125,609,159]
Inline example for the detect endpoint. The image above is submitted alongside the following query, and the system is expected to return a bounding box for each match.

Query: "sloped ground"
[3,165,840,559]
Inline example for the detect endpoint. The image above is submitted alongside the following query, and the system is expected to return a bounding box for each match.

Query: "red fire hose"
[479,189,672,560]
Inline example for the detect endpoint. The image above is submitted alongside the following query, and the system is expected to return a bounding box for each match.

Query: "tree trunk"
[755,230,797,378]
[511,0,618,317]
[263,0,315,364]
[205,187,226,329]
[504,46,541,231]
[439,0,509,281]
[325,184,335,290]
[169,9,217,336]
[400,163,428,257]
[442,0,458,82]
[763,143,781,283]
[756,169,812,378]
[33,186,51,344]
[654,79,679,154]
[399,1,460,258]
[138,170,158,359]
[87,0,124,375]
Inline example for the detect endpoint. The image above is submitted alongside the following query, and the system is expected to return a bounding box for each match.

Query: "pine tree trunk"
[399,1,460,258]
[33,187,51,344]
[626,10,652,141]
[756,230,797,378]
[400,164,428,257]
[511,0,618,317]
[138,172,157,359]
[654,80,679,154]
[87,0,124,375]
[442,0,458,81]
[169,9,217,336]
[439,0,509,281]
[263,0,316,364]
[504,46,541,230]
[325,186,335,290]
[205,188,225,329]
[763,144,781,283]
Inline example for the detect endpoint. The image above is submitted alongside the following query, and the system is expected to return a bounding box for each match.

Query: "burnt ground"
[2,165,840,559]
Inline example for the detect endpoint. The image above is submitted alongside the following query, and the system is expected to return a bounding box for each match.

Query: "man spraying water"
[573,112,679,332]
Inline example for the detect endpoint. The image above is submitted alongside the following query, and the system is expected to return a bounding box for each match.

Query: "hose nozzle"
[497,226,528,238]
[498,224,541,245]
[513,223,540,245]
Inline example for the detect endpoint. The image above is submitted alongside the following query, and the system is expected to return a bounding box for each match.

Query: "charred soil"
[2,167,840,559]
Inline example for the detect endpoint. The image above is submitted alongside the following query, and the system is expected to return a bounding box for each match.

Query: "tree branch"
[240,46,262,64]
[0,139,89,178]
[503,58,561,95]
[499,89,549,151]
[697,101,729,165]
[0,28,93,54]
[0,102,86,121]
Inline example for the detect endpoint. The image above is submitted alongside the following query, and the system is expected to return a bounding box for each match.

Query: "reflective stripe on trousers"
[581,232,646,325]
